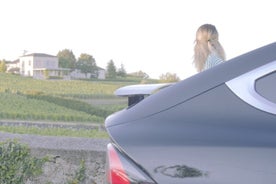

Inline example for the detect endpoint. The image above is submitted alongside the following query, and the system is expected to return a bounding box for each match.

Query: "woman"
[193,24,226,72]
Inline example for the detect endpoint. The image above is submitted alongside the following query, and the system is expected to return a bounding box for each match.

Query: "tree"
[76,53,98,78]
[0,60,7,72]
[159,72,180,82]
[57,49,76,69]
[117,64,127,77]
[106,60,117,79]
[130,70,149,79]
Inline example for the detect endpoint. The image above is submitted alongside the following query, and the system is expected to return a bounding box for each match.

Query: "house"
[6,59,20,74]
[17,53,106,80]
[97,66,105,79]
[19,53,70,79]
[70,66,106,80]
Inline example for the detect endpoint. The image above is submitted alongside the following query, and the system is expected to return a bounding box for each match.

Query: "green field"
[0,73,134,123]
[0,73,158,137]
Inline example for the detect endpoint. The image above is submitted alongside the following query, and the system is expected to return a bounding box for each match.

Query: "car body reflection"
[154,165,208,178]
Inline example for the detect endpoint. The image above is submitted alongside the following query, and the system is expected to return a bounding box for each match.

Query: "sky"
[0,0,275,79]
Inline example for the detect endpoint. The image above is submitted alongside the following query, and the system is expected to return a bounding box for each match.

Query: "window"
[255,71,276,104]
[226,60,276,115]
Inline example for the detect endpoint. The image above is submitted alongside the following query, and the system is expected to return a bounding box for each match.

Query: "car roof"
[106,42,276,126]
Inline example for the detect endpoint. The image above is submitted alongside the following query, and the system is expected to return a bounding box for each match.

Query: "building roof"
[12,59,20,63]
[33,68,70,71]
[5,59,19,64]
[97,66,105,71]
[21,53,57,58]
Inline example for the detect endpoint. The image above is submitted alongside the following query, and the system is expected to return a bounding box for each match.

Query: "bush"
[68,160,86,184]
[0,140,47,184]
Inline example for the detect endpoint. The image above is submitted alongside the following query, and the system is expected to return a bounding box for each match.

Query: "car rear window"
[255,71,276,104]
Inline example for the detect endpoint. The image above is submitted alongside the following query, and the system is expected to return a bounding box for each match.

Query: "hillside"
[0,73,152,123]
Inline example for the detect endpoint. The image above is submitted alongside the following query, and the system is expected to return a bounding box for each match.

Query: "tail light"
[106,143,156,184]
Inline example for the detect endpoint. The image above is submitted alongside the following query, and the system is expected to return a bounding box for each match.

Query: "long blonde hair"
[193,24,226,72]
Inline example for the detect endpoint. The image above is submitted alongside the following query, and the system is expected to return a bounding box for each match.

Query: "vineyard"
[0,73,145,124]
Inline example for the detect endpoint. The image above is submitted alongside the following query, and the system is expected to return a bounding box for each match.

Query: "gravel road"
[0,132,110,151]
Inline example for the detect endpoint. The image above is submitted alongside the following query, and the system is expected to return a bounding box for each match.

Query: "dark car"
[105,42,276,184]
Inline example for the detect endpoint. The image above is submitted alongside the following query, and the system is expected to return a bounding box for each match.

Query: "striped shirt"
[204,53,224,70]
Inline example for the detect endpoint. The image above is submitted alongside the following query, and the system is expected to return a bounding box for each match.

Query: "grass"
[0,73,155,97]
[0,73,131,123]
[0,73,121,97]
[0,92,103,122]
[0,73,158,137]
[0,125,109,139]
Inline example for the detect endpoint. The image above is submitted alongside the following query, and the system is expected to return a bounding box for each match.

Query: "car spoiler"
[115,83,174,106]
